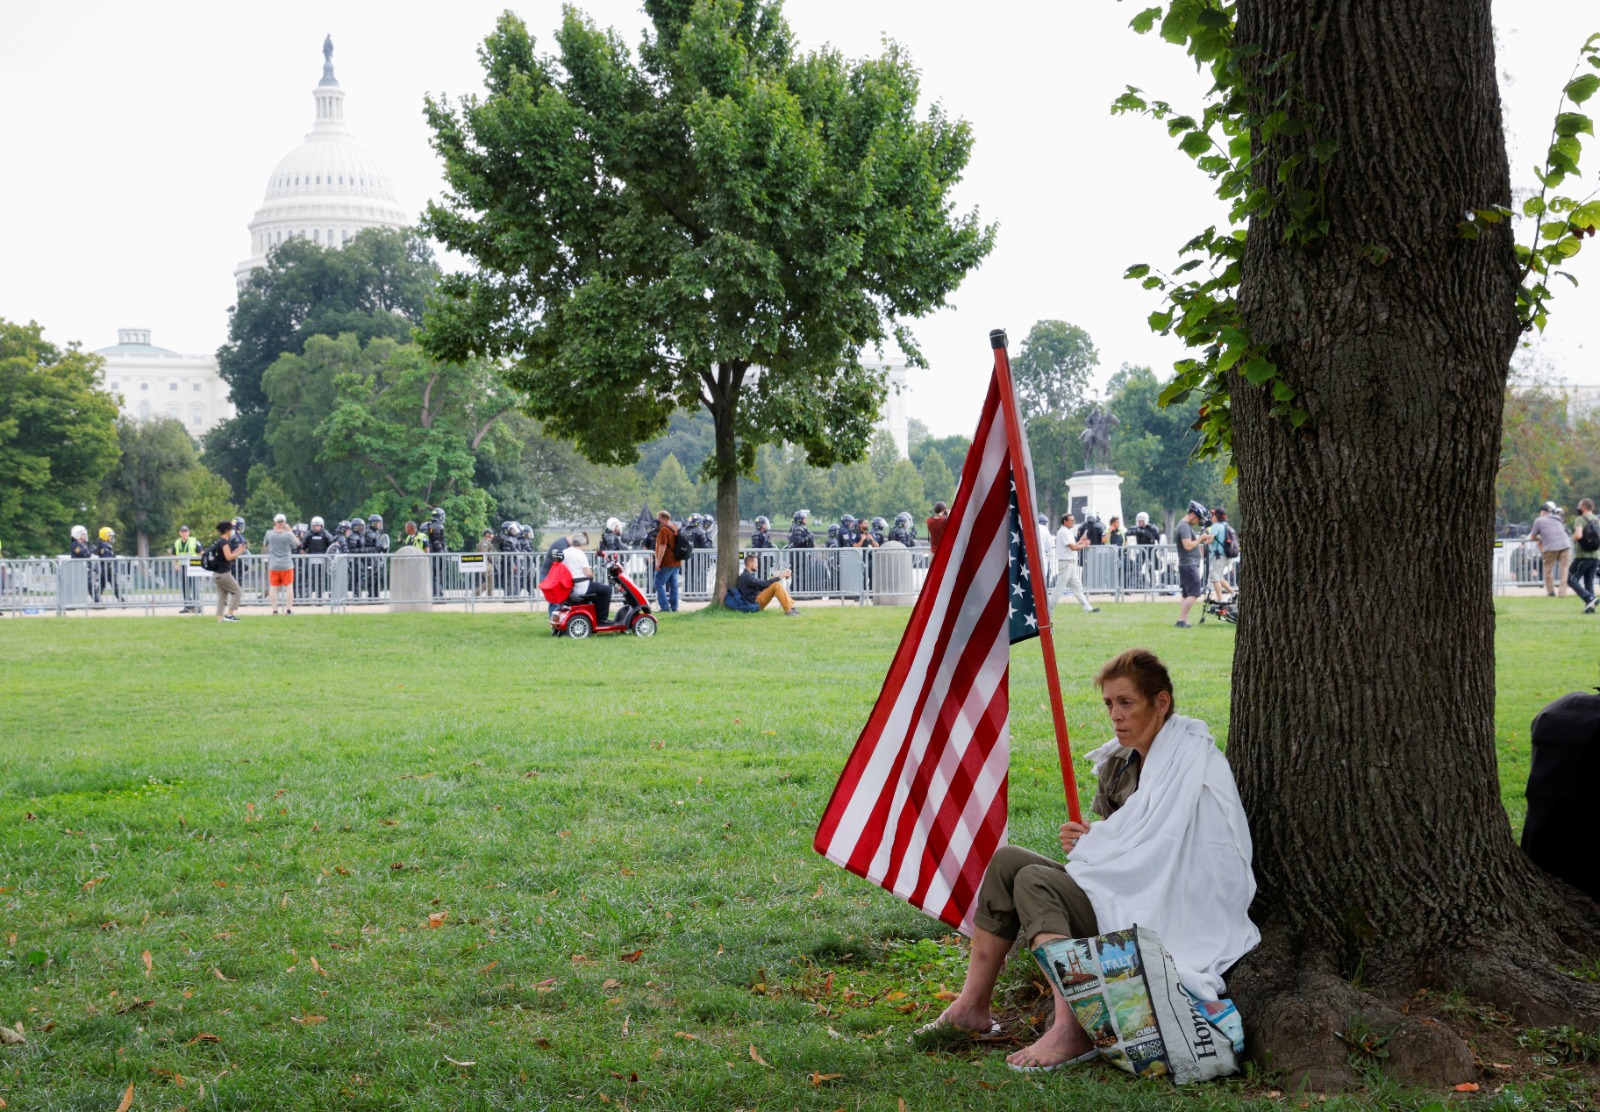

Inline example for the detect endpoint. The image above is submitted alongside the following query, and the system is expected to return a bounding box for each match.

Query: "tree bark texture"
[706,361,746,608]
[1228,0,1600,1087]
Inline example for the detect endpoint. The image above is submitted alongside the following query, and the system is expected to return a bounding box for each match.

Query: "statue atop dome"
[323,35,334,66]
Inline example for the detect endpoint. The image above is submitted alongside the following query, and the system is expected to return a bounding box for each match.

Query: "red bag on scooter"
[539,560,574,604]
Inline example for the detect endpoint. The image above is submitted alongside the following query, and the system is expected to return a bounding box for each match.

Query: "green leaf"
[1130,6,1164,34]
[1124,264,1152,279]
[1523,196,1547,217]
[1554,112,1594,137]
[1179,130,1213,157]
[1570,74,1600,104]
[1158,382,1192,407]
[1272,379,1296,402]
[1242,357,1276,386]
[1148,310,1174,331]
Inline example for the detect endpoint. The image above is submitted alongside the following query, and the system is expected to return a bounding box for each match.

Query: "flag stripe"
[814,356,1038,931]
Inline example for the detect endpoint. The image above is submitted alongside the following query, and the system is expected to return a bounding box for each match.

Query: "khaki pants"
[214,572,242,617]
[973,845,1099,944]
[756,580,796,611]
[1544,548,1572,596]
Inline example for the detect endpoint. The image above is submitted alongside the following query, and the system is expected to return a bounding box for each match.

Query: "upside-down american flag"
[813,334,1058,933]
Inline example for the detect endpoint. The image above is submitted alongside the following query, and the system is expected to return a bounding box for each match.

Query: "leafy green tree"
[867,429,901,484]
[649,454,698,518]
[876,458,926,523]
[1012,320,1099,423]
[1105,364,1228,535]
[260,334,376,516]
[98,417,213,556]
[511,418,643,525]
[0,319,121,555]
[315,338,517,548]
[420,5,994,603]
[912,434,971,481]
[206,229,439,495]
[172,469,236,542]
[906,417,932,456]
[635,411,717,488]
[831,461,879,523]
[916,449,955,509]
[239,465,302,536]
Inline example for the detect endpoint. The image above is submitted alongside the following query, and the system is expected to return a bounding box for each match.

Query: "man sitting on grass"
[725,553,801,616]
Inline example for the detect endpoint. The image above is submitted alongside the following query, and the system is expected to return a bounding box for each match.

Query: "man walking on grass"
[1052,512,1098,614]
[1568,498,1600,615]
[212,521,247,622]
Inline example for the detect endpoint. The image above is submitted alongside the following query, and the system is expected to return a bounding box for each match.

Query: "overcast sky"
[1,1,1594,436]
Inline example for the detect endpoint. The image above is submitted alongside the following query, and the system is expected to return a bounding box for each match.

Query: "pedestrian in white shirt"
[1052,512,1098,614]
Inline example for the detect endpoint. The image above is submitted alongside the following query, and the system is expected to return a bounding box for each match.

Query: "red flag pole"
[989,328,1082,824]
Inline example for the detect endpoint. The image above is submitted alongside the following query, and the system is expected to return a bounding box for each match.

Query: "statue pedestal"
[1066,471,1124,533]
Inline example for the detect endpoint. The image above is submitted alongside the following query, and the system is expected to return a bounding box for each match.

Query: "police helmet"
[368,514,383,527]
[502,520,516,534]
[841,514,856,528]
[311,516,325,528]
[871,517,887,532]
[895,512,913,528]
[1036,513,1048,526]
[1186,500,1208,520]
[233,516,245,530]
[793,509,809,523]
[606,517,622,533]
[520,525,533,537]
[703,515,716,529]
[99,526,114,541]
[755,515,769,528]
[71,524,87,541]
[432,507,446,521]
[294,522,307,534]
[337,519,351,531]
[827,524,840,539]
[351,518,366,531]
[1135,512,1150,524]
[687,513,702,528]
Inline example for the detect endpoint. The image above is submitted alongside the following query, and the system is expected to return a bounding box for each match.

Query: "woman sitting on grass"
[921,648,1258,1072]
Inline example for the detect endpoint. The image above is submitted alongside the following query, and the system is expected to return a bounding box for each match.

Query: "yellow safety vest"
[174,537,202,556]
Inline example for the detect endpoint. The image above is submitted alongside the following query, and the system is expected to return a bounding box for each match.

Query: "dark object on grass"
[1522,691,1600,901]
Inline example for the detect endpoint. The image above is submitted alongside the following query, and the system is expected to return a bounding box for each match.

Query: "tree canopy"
[420,2,993,599]
[0,319,121,556]
[205,229,439,496]
[98,416,226,556]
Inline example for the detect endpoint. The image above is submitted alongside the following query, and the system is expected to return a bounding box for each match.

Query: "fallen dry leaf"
[1455,1083,1481,1093]
[885,991,909,1002]
[602,978,623,990]
[187,1032,221,1044]
[619,949,645,963]
[533,1036,553,1049]
[444,1056,475,1067]
[809,1071,843,1086]
[675,1031,699,1041]
[749,1045,770,1067]
[310,956,328,977]
[290,1015,328,1025]
[426,913,447,929]
[0,1024,25,1046]
[933,990,957,1001]
[479,960,498,974]
[571,953,590,964]
[212,968,233,982]
[899,1100,908,1112]
[621,1014,631,1037]
[115,1081,134,1112]
[142,950,153,978]
[82,876,107,892]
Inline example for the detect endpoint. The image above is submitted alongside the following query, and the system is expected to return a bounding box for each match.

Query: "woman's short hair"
[1094,648,1175,712]
[570,531,589,546]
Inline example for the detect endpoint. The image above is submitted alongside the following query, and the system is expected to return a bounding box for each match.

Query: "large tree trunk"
[705,361,747,608]
[1227,0,1600,1088]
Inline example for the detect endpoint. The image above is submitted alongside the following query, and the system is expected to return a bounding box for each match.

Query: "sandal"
[1007,1048,1099,1074]
[910,1017,1002,1042]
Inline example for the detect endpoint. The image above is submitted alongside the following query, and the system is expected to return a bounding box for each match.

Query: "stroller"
[1199,590,1239,625]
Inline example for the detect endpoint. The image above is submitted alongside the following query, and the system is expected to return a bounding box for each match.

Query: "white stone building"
[97,329,234,435]
[866,356,912,457]
[234,37,410,287]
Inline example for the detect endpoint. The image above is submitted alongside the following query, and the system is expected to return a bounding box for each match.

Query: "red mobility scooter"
[542,553,658,639]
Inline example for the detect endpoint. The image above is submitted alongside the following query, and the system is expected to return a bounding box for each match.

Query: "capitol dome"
[234,38,411,287]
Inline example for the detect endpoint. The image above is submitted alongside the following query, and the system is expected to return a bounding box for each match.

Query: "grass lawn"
[0,597,1593,1110]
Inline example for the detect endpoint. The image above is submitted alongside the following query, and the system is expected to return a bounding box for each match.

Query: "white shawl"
[1066,714,1259,1000]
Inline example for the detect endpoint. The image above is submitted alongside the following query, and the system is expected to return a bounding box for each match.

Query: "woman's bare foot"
[1005,1016,1093,1069]
[917,999,997,1036]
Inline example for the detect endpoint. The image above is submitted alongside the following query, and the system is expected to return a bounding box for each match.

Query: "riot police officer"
[888,512,916,547]
[701,514,717,547]
[94,526,125,602]
[600,517,627,553]
[837,514,860,548]
[367,514,390,597]
[302,516,333,598]
[788,510,813,549]
[826,523,841,548]
[422,507,447,597]
[867,517,887,547]
[347,517,373,597]
[749,516,775,548]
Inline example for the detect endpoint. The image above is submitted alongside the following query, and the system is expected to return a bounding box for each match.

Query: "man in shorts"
[1175,500,1207,627]
[263,513,302,615]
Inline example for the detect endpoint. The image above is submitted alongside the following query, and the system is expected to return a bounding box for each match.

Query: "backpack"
[672,531,693,561]
[1222,525,1239,559]
[200,539,225,572]
[1581,517,1600,554]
